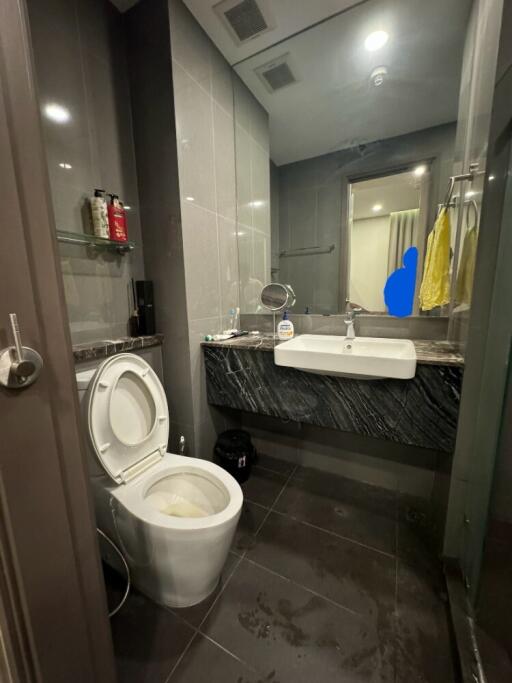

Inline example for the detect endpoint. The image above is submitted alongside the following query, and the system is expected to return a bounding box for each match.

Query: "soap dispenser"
[277,311,294,340]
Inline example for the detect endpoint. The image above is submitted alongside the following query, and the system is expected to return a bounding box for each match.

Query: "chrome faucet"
[344,306,361,340]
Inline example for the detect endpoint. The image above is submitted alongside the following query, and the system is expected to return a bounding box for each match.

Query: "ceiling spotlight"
[465,190,476,198]
[185,196,195,202]
[489,175,495,181]
[44,103,71,124]
[413,165,427,177]
[364,30,389,52]
[372,203,383,212]
[370,66,388,87]
[58,162,72,169]
[124,205,132,210]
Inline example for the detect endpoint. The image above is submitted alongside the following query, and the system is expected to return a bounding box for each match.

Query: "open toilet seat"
[87,353,169,484]
[87,353,243,529]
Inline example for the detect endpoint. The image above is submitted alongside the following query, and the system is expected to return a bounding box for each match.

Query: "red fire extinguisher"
[107,194,128,242]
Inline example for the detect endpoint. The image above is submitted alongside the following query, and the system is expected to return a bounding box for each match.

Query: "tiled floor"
[106,455,457,682]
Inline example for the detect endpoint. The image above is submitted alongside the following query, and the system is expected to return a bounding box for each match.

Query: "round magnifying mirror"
[260,283,295,312]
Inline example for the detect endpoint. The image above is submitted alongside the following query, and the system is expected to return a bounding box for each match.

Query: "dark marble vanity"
[72,334,163,363]
[202,335,463,452]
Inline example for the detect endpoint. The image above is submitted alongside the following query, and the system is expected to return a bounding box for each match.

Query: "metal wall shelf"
[56,230,135,254]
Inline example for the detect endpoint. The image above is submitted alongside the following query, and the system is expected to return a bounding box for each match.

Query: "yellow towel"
[456,226,478,304]
[419,207,451,311]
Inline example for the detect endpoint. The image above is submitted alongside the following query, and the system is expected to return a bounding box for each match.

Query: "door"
[0,1,116,681]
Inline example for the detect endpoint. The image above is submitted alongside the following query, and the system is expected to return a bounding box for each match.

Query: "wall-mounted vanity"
[202,333,462,452]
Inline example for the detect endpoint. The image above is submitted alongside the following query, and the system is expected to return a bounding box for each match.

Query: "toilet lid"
[87,354,169,484]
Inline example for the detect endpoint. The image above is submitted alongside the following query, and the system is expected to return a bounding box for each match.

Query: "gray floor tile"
[232,501,269,555]
[111,588,194,683]
[108,457,456,683]
[168,632,256,682]
[396,495,441,579]
[255,452,296,476]
[275,467,397,554]
[201,558,395,683]
[242,466,288,508]
[170,553,239,628]
[395,560,456,683]
[247,512,396,620]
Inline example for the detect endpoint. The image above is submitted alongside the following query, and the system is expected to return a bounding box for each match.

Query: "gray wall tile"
[173,61,216,212]
[181,202,221,320]
[167,0,245,455]
[27,0,145,344]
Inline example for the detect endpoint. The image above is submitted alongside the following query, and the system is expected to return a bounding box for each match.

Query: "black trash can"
[214,430,255,483]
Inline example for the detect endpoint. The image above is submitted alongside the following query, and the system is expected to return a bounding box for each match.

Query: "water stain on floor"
[238,592,326,647]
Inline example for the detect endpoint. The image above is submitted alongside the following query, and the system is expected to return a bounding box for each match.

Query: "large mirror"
[227,0,474,316]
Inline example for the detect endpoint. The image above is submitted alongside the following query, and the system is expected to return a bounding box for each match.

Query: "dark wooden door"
[0,1,117,680]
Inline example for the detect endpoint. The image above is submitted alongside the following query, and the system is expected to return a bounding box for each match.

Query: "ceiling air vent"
[255,54,298,93]
[214,0,275,45]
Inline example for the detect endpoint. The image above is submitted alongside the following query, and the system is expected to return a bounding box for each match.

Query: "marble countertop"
[73,334,163,363]
[201,334,464,367]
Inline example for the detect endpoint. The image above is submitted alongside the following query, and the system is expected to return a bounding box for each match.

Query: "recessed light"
[185,196,195,202]
[465,190,476,198]
[364,30,389,52]
[44,103,71,124]
[372,203,383,212]
[413,165,427,177]
[489,175,495,181]
[58,162,72,169]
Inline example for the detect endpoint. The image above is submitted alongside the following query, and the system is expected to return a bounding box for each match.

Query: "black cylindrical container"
[136,280,155,335]
[214,430,255,483]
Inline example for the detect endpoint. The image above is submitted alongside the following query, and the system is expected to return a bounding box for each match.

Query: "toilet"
[75,352,243,608]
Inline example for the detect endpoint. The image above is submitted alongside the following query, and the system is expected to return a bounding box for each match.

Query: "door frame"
[0,0,116,680]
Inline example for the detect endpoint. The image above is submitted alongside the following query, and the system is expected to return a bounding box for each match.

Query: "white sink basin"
[274,334,417,380]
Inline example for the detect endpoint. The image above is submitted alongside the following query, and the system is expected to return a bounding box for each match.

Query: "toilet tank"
[75,366,108,479]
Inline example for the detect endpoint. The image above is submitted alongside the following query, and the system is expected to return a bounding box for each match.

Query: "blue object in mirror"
[384,247,418,318]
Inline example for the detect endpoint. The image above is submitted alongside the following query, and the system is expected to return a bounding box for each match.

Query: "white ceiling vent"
[255,54,298,93]
[214,0,275,45]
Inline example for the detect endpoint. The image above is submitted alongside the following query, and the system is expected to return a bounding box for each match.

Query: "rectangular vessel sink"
[274,334,417,380]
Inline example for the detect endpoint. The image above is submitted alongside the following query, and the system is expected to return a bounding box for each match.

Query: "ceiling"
[352,169,422,220]
[183,0,363,65]
[184,0,472,166]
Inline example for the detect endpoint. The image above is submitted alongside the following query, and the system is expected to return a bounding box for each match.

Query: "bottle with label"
[277,311,294,340]
[107,194,128,242]
[89,189,109,239]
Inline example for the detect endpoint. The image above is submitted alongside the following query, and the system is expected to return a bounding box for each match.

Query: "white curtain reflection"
[387,208,419,275]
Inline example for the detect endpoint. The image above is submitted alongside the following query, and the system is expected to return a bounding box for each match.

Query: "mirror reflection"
[232,0,474,317]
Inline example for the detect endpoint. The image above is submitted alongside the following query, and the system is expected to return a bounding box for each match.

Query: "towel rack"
[443,162,479,207]
[279,244,335,258]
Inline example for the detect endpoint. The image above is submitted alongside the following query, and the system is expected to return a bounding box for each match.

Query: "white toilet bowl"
[76,353,243,608]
